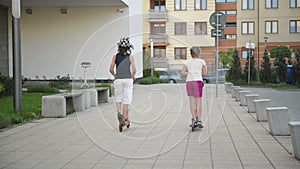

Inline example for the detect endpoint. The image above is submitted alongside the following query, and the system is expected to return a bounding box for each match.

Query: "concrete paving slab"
[1,84,300,169]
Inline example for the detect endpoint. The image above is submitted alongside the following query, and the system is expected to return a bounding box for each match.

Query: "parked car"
[159,70,185,83]
[203,69,229,84]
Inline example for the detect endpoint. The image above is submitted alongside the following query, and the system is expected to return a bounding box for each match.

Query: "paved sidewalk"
[0,84,300,169]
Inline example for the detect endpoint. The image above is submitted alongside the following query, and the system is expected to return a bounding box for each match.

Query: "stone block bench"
[234,88,245,102]
[224,82,233,93]
[231,86,240,98]
[42,92,84,118]
[245,94,259,113]
[239,90,250,106]
[72,88,108,108]
[288,121,300,160]
[96,87,109,103]
[266,107,290,136]
[253,99,271,122]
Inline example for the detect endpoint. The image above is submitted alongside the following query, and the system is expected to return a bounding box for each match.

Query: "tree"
[292,49,300,84]
[260,49,272,83]
[244,49,256,82]
[227,48,241,82]
[219,48,234,69]
[270,46,291,83]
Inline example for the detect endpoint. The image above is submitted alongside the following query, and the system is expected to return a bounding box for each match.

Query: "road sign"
[209,11,226,28]
[245,42,255,49]
[211,29,224,38]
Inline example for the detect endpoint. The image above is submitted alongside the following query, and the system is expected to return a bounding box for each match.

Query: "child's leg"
[195,97,202,121]
[189,96,196,120]
[116,102,122,113]
[123,104,129,120]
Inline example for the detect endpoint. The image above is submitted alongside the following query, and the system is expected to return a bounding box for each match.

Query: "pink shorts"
[186,81,204,97]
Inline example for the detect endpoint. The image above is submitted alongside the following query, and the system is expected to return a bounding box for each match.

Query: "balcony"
[149,34,168,44]
[224,27,236,34]
[148,9,167,21]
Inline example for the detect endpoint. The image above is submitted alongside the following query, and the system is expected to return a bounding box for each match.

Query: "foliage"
[139,76,162,85]
[260,50,272,83]
[96,83,114,97]
[227,48,242,82]
[27,85,59,93]
[143,49,151,70]
[219,48,234,69]
[0,73,13,98]
[270,46,291,82]
[244,49,257,82]
[49,74,70,88]
[0,93,51,129]
[143,68,160,78]
[292,49,300,84]
[0,83,3,93]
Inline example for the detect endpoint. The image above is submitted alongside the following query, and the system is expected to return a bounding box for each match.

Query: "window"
[242,22,254,34]
[226,34,237,40]
[154,47,166,60]
[195,22,207,35]
[175,0,186,10]
[175,22,186,35]
[266,0,278,9]
[265,21,278,34]
[226,23,237,27]
[290,0,300,8]
[242,51,248,59]
[242,0,254,10]
[151,23,166,34]
[290,20,300,33]
[216,0,236,3]
[175,48,187,59]
[152,0,166,11]
[219,10,237,16]
[195,0,207,10]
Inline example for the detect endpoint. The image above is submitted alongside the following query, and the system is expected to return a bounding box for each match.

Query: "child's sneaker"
[125,118,130,128]
[196,120,203,128]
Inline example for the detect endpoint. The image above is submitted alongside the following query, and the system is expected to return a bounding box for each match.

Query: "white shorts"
[114,78,133,104]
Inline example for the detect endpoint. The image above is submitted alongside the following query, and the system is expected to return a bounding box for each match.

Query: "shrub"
[96,83,114,97]
[227,48,242,82]
[260,50,272,83]
[0,113,11,129]
[270,46,291,83]
[27,85,59,93]
[143,68,160,78]
[0,83,3,93]
[0,73,13,98]
[139,76,162,85]
[49,74,70,88]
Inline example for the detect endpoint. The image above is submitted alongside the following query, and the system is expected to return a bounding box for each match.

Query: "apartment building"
[237,0,300,69]
[143,0,300,72]
[143,0,216,71]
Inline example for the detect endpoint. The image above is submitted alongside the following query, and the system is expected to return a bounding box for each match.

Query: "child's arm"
[109,55,116,77]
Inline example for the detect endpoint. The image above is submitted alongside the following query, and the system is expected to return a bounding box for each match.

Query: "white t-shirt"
[184,58,206,82]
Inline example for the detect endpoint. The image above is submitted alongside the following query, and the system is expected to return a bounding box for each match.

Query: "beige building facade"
[143,0,300,72]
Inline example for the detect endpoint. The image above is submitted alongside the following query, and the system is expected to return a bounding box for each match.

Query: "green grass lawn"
[0,92,52,129]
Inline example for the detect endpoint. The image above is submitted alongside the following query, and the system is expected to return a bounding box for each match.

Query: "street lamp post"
[264,36,268,52]
[150,39,154,76]
[12,0,22,112]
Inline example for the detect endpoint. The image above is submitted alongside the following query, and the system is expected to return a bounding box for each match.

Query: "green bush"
[0,113,11,129]
[49,74,70,88]
[0,73,13,98]
[0,83,3,93]
[96,83,114,97]
[139,76,162,85]
[143,69,160,78]
[27,85,59,93]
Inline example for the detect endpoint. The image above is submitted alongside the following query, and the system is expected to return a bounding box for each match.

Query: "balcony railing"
[148,9,167,20]
[149,34,168,44]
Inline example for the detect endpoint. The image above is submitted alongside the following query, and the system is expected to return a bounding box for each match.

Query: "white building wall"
[8,0,143,80]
